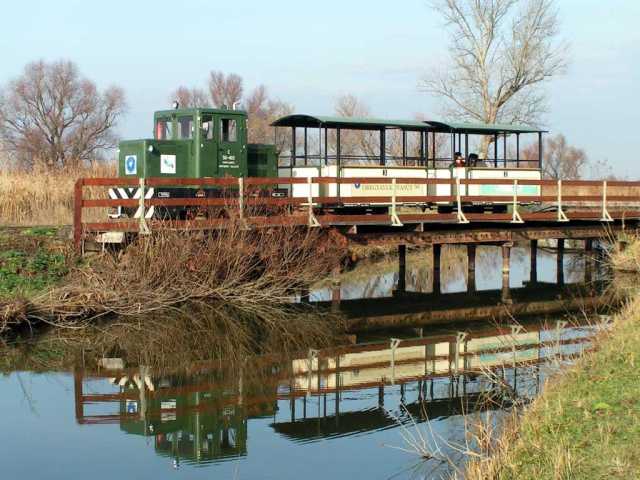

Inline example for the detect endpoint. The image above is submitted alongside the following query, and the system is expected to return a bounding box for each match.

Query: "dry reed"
[0,163,116,226]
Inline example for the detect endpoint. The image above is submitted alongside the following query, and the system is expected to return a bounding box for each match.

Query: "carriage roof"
[271,114,546,135]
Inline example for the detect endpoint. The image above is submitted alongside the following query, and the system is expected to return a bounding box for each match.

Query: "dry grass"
[0,163,115,226]
[1,222,344,334]
[610,234,640,273]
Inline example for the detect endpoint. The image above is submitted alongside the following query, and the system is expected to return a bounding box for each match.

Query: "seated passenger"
[468,153,479,166]
[452,152,466,167]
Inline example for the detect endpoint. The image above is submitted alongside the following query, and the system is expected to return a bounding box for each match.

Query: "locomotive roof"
[154,107,248,116]
[272,114,546,134]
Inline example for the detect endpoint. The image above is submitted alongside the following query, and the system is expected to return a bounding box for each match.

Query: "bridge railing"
[73,176,640,250]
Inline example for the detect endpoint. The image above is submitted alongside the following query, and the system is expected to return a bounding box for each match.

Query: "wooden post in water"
[557,239,565,285]
[501,243,512,303]
[331,265,341,312]
[74,368,84,422]
[467,244,476,292]
[397,244,406,294]
[433,244,442,294]
[530,239,538,284]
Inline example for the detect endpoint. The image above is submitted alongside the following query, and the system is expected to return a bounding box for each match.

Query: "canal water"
[0,243,613,479]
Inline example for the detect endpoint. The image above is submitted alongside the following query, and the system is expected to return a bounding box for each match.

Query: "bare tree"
[170,73,293,147]
[0,60,126,169]
[169,86,210,108]
[522,134,586,179]
[333,94,379,162]
[208,71,243,108]
[421,0,567,156]
[245,85,293,145]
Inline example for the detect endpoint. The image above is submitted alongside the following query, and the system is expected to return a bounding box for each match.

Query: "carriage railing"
[279,154,541,169]
[73,176,640,250]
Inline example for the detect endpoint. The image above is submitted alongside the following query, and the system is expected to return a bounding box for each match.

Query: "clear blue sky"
[2,0,639,176]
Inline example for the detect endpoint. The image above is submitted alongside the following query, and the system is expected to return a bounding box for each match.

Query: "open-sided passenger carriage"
[271,115,545,215]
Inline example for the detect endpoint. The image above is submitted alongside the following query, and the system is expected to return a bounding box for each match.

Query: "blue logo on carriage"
[354,183,361,189]
[125,155,137,175]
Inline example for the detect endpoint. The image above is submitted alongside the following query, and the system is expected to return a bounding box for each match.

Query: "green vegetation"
[0,228,70,298]
[466,298,640,479]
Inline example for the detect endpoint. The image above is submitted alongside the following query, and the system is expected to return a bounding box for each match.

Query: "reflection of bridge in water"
[333,281,612,332]
[72,313,601,464]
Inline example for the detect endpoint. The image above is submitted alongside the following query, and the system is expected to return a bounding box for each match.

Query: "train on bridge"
[110,105,545,220]
[74,104,638,250]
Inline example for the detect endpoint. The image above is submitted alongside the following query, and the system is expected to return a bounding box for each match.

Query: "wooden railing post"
[307,176,320,227]
[511,179,524,223]
[138,177,150,235]
[73,178,84,253]
[456,177,469,224]
[238,177,245,220]
[600,180,613,222]
[556,180,569,222]
[390,178,403,226]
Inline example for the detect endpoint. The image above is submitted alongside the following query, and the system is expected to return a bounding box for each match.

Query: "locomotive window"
[221,118,237,142]
[155,118,172,140]
[201,115,214,140]
[178,116,194,139]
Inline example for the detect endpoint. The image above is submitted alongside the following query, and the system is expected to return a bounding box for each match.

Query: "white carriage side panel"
[289,166,322,198]
[318,166,429,202]
[467,168,541,200]
[433,168,452,202]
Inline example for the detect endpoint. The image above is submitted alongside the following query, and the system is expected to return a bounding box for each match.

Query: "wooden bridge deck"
[73,176,640,250]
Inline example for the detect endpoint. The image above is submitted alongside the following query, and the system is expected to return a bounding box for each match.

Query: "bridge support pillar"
[467,244,476,292]
[397,244,406,294]
[557,239,565,285]
[501,243,512,304]
[433,244,441,294]
[585,239,594,283]
[530,239,538,284]
[331,265,342,312]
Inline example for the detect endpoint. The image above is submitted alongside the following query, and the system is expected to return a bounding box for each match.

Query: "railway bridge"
[74,175,637,305]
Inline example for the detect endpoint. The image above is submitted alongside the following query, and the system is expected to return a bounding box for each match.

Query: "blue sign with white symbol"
[126,400,138,414]
[125,155,137,175]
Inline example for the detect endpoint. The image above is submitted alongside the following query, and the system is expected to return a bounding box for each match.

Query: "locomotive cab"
[111,107,277,219]
[118,108,250,179]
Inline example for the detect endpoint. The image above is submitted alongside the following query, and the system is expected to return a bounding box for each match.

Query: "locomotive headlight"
[147,144,155,154]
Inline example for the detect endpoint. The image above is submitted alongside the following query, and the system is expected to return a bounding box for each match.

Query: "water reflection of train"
[73,320,594,465]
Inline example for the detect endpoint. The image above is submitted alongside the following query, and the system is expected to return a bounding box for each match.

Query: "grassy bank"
[0,227,72,298]
[465,296,640,479]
